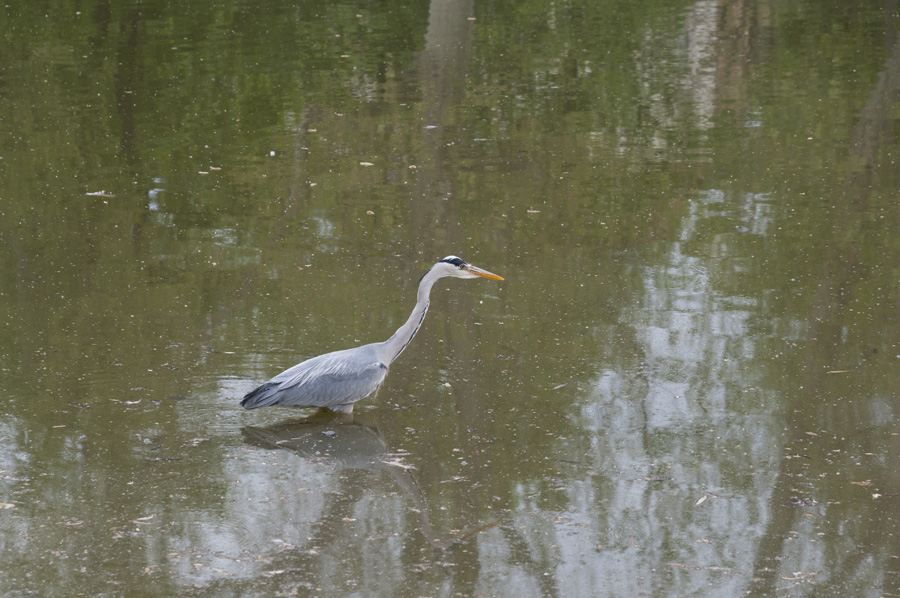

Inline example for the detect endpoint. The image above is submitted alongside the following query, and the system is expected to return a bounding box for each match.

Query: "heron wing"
[241,345,388,409]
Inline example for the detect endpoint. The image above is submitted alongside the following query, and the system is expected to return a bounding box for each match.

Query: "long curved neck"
[378,268,442,365]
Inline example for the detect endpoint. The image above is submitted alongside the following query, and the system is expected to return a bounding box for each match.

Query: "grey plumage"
[241,256,503,413]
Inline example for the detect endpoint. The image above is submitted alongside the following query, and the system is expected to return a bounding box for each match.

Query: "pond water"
[2,0,900,596]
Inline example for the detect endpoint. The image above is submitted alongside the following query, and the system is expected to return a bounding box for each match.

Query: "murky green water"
[2,0,900,596]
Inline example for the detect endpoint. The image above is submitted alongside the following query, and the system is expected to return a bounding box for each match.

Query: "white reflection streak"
[565,186,781,595]
[683,1,718,130]
[0,419,28,556]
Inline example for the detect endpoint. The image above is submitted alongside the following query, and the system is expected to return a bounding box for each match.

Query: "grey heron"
[241,256,504,413]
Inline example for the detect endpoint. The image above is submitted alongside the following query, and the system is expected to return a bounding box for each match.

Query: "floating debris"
[439,476,468,484]
[381,458,416,470]
[789,496,818,507]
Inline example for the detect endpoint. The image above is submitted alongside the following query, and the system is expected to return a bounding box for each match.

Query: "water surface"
[2,0,900,596]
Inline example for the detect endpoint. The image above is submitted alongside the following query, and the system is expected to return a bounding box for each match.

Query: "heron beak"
[465,264,504,280]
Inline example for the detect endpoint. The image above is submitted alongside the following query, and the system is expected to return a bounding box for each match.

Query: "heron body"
[241,256,503,413]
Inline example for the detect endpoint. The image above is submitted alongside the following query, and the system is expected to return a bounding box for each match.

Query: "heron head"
[436,255,504,280]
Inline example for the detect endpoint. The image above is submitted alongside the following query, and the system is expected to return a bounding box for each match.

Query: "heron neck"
[379,270,439,365]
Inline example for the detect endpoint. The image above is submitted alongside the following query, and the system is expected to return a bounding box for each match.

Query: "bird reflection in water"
[241,411,499,549]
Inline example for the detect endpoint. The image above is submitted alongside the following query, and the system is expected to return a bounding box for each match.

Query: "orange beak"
[465,264,504,280]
